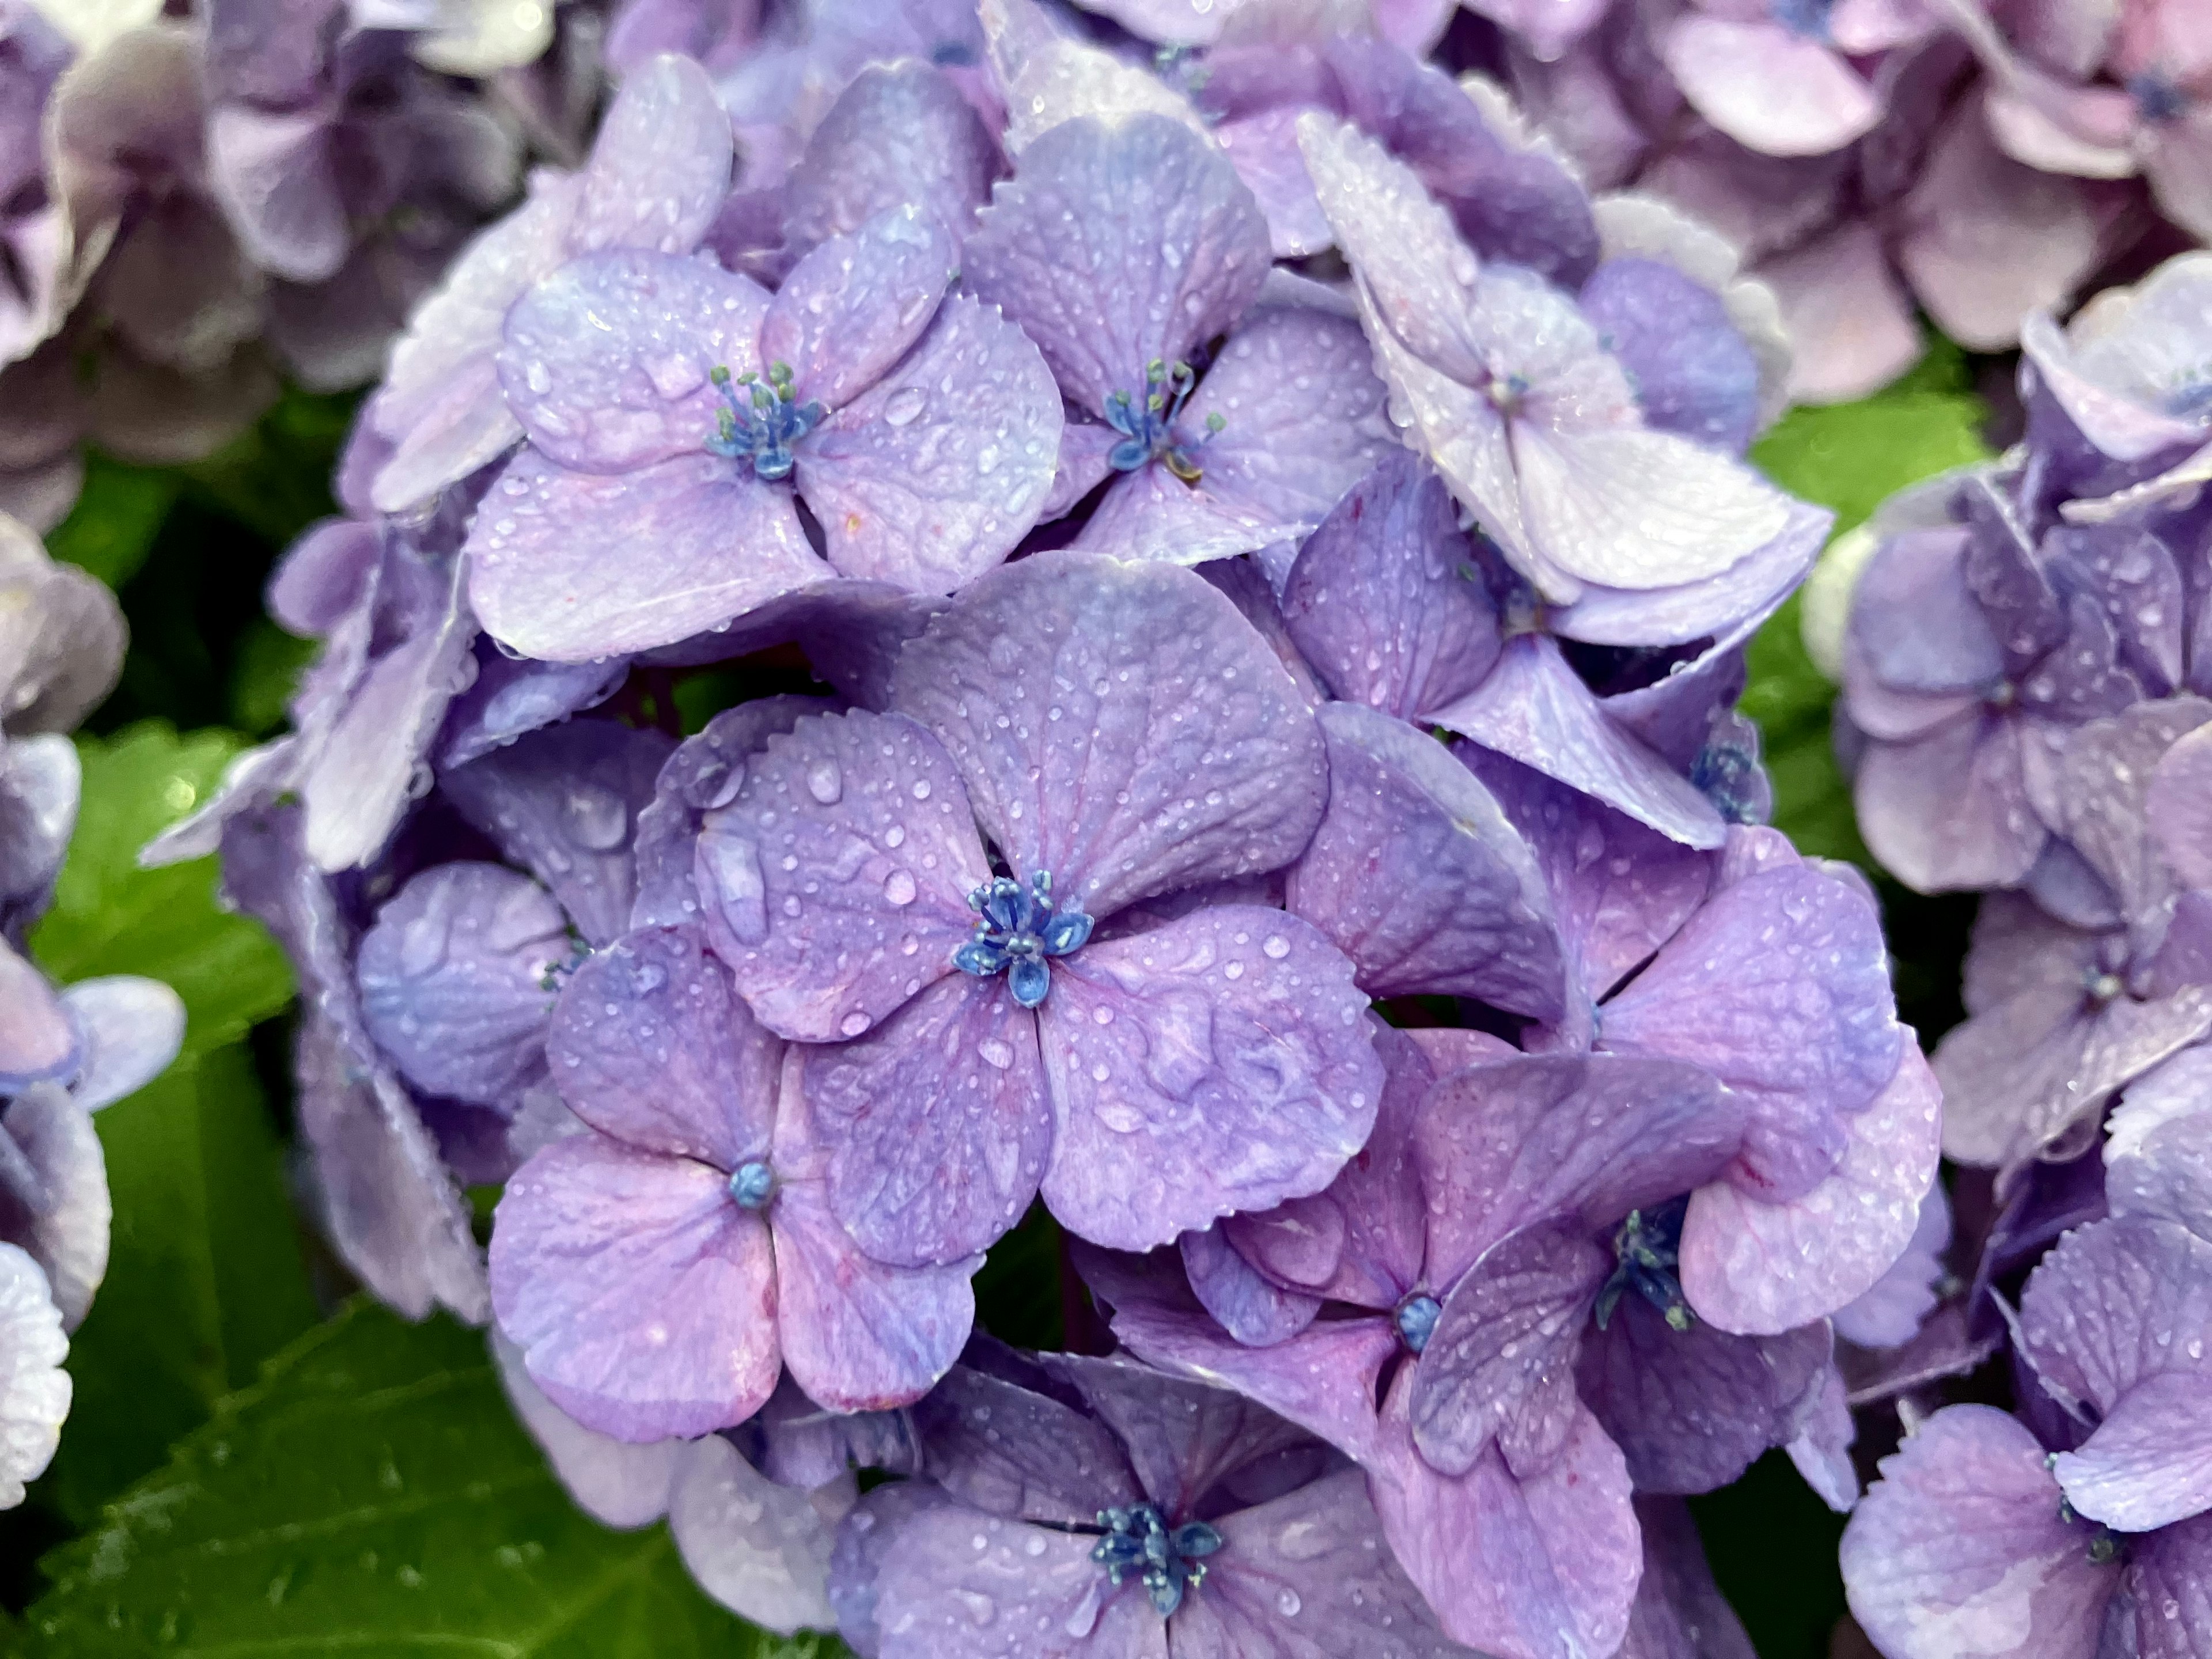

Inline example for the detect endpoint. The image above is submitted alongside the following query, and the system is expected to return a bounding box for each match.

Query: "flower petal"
[1,1084,108,1330]
[0,938,75,1093]
[668,1434,848,1635]
[2019,1216,2212,1427]
[491,1327,683,1529]
[490,1132,779,1441]
[1179,1224,1320,1347]
[892,551,1330,919]
[1038,907,1380,1253]
[1660,17,1880,157]
[762,207,955,414]
[2053,1369,2212,1533]
[1578,255,1761,454]
[0,1242,69,1508]
[781,61,997,260]
[58,976,184,1109]
[571,52,733,257]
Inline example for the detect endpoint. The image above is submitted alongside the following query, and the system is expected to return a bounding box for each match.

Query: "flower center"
[705,362,824,482]
[1484,371,1532,418]
[1090,1502,1223,1618]
[1595,1196,1694,1332]
[728,1160,776,1210]
[1771,0,1834,39]
[1395,1292,1442,1354]
[2130,71,2188,124]
[953,872,1094,1009]
[1105,358,1223,484]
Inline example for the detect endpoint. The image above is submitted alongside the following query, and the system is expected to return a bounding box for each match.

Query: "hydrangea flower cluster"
[0,0,590,529]
[1824,244,2212,1657]
[178,6,1944,1649]
[0,514,184,1506]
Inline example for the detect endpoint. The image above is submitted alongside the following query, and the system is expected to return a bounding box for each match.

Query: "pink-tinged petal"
[1603,854,1900,1203]
[1280,452,1502,724]
[1787,1363,1860,1513]
[2149,724,2212,890]
[2114,1513,2212,1658]
[491,1327,682,1529]
[293,1009,488,1323]
[762,207,955,413]
[1841,1406,2117,1659]
[809,974,1052,1268]
[2,1085,108,1331]
[546,926,780,1165]
[1179,1224,1319,1347]
[965,113,1270,417]
[206,103,347,285]
[797,294,1060,591]
[0,938,74,1092]
[465,449,831,662]
[1660,18,1881,157]
[1899,103,2105,354]
[1622,1495,1758,1659]
[572,54,733,257]
[668,1434,846,1634]
[1431,635,1726,849]
[2052,1370,2212,1532]
[356,863,567,1109]
[441,720,675,946]
[2107,1048,2212,1242]
[368,172,575,512]
[1548,497,1828,652]
[1043,416,1120,519]
[1758,220,1924,405]
[1683,1041,1940,1336]
[1287,700,1565,1014]
[1176,1467,1473,1657]
[1217,108,1334,259]
[1410,1221,1608,1479]
[781,62,997,259]
[1463,751,1715,1013]
[771,1177,974,1414]
[498,249,770,474]
[891,551,1328,917]
[699,709,987,1044]
[1037,907,1380,1253]
[1577,1304,1831,1494]
[1854,715,2047,893]
[1417,1055,1745,1288]
[2019,1217,2212,1422]
[1370,1387,1640,1659]
[869,1504,1163,1659]
[490,1134,779,1441]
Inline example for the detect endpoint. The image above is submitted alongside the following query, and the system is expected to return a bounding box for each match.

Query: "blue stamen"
[953,872,1093,1009]
[1395,1293,1442,1354]
[1594,1197,1695,1332]
[1771,0,1834,37]
[704,361,824,482]
[729,1160,775,1210]
[1105,359,1217,484]
[1090,1502,1223,1618]
[2130,71,2187,123]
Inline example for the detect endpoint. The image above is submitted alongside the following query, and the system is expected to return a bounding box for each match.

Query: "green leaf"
[36,1044,317,1527]
[28,722,292,1057]
[227,618,318,737]
[41,455,178,592]
[1744,337,1997,866]
[27,1301,849,1659]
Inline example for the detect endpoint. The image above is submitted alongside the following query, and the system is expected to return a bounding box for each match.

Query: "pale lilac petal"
[1408,1221,1609,1478]
[497,249,770,474]
[1842,1406,2118,1659]
[1176,1467,1471,1657]
[2149,724,2212,891]
[545,926,780,1166]
[1279,452,1502,724]
[490,1133,779,1441]
[465,449,831,662]
[1038,907,1380,1253]
[356,863,569,1109]
[699,709,988,1044]
[762,207,955,414]
[2113,1513,2212,1658]
[1854,715,2047,894]
[910,1361,1142,1525]
[2,1085,108,1330]
[2018,1217,2212,1426]
[1054,1351,1311,1517]
[1073,460,1303,569]
[1431,635,1727,849]
[809,974,1052,1268]
[206,103,348,285]
[669,1434,849,1635]
[58,976,185,1109]
[1681,1041,1940,1335]
[891,551,1328,918]
[571,53,733,257]
[781,62,996,259]
[439,652,630,770]
[1576,1305,1830,1494]
[1179,1224,1319,1347]
[441,719,675,945]
[797,294,1060,590]
[1759,219,1924,406]
[0,938,75,1092]
[1660,17,1880,157]
[1787,1364,1860,1513]
[0,1241,69,1508]
[1602,852,1900,1202]
[1370,1388,1640,1659]
[1217,108,1332,259]
[964,113,1270,417]
[1550,498,1829,653]
[2107,1048,2212,1241]
[491,1327,683,1528]
[631,695,832,931]
[1834,1182,1953,1351]
[1286,700,1565,1014]
[1579,256,1760,453]
[2052,1370,2212,1532]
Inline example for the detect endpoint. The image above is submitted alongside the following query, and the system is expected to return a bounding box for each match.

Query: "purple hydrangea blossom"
[695,551,1381,1266]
